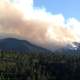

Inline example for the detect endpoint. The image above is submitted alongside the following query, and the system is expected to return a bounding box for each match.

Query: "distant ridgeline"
[0,38,52,54]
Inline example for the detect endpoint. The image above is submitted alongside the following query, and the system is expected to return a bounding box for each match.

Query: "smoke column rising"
[0,0,80,49]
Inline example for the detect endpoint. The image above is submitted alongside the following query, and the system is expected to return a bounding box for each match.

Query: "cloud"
[0,0,80,49]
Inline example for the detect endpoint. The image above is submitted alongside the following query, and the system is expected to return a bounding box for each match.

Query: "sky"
[34,0,80,20]
[0,0,80,50]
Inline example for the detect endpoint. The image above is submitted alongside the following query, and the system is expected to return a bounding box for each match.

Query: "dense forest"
[0,50,80,80]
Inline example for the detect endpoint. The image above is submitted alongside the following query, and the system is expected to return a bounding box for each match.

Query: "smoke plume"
[0,0,80,49]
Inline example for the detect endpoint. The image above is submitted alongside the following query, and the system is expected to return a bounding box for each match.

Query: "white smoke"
[0,0,80,49]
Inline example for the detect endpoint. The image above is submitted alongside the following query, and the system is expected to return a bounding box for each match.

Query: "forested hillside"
[0,50,80,80]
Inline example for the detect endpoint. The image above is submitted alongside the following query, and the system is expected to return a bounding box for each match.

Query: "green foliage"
[0,50,80,80]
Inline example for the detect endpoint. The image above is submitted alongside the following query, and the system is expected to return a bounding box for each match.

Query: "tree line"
[0,50,80,80]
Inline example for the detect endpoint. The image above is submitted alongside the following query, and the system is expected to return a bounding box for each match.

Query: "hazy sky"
[34,0,80,20]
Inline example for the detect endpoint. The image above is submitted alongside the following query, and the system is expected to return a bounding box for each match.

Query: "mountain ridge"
[0,38,52,54]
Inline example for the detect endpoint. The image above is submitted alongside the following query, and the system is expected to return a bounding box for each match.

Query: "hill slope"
[0,38,51,54]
